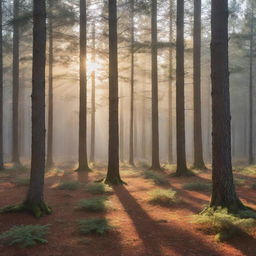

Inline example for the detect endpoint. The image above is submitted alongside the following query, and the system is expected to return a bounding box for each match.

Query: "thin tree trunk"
[151,0,161,170]
[12,0,20,165]
[168,0,173,164]
[129,0,135,166]
[105,0,123,184]
[90,23,96,164]
[119,86,124,163]
[210,0,244,211]
[249,6,254,165]
[77,0,90,171]
[46,0,54,169]
[193,0,205,169]
[176,0,188,175]
[141,62,146,160]
[0,0,3,170]
[25,0,51,217]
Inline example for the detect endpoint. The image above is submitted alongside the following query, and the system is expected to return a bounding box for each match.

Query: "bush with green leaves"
[143,170,168,185]
[77,196,111,212]
[192,208,256,242]
[79,218,113,235]
[183,182,211,192]
[0,225,50,247]
[85,183,112,195]
[58,181,81,190]
[148,189,179,206]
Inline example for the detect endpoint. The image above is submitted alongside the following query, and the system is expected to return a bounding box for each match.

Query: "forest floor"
[0,163,255,256]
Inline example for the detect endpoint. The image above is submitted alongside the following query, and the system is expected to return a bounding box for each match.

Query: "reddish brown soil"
[0,166,255,256]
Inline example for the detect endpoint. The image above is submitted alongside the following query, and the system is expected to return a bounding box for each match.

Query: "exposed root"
[0,201,52,218]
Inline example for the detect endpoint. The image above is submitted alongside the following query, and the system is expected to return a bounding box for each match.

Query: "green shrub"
[58,181,81,190]
[183,182,211,192]
[148,189,179,206]
[77,196,111,212]
[0,225,50,247]
[79,218,113,235]
[192,208,256,242]
[143,170,168,185]
[13,177,30,186]
[85,183,112,195]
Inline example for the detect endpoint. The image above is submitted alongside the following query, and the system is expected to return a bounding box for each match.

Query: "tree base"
[0,201,52,218]
[75,167,92,173]
[104,177,127,186]
[191,163,208,170]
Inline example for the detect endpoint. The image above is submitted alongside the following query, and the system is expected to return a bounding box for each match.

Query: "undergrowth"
[183,182,211,192]
[192,208,256,242]
[143,170,168,185]
[148,189,179,206]
[58,181,81,190]
[85,183,112,195]
[79,218,113,235]
[77,196,112,212]
[0,225,50,247]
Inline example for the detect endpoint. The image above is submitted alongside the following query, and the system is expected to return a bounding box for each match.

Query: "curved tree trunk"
[129,0,135,166]
[105,0,123,185]
[210,0,244,211]
[46,0,54,169]
[0,0,3,170]
[176,0,188,175]
[77,0,90,172]
[12,0,20,165]
[193,0,206,169]
[151,0,161,171]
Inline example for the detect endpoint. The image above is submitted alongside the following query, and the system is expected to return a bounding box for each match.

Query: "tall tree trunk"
[12,0,20,165]
[210,0,244,211]
[90,23,96,164]
[105,0,123,185]
[151,0,161,170]
[129,0,135,166]
[141,61,146,160]
[168,0,173,164]
[46,0,54,169]
[77,0,90,172]
[193,0,206,169]
[25,0,51,217]
[0,0,3,170]
[119,85,124,163]
[176,0,188,175]
[249,6,254,165]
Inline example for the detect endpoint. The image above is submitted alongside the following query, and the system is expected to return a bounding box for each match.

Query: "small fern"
[79,218,113,235]
[0,225,50,247]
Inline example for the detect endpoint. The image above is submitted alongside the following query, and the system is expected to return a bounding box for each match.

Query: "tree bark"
[168,0,174,164]
[210,0,244,211]
[193,0,206,169]
[249,6,254,165]
[0,0,3,170]
[25,0,51,217]
[90,22,96,164]
[176,0,188,175]
[151,0,161,171]
[77,0,90,172]
[129,0,135,166]
[46,0,54,169]
[105,0,123,185]
[12,0,20,165]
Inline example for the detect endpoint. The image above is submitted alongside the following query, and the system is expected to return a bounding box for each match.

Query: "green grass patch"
[183,182,211,192]
[58,181,81,190]
[234,166,256,176]
[234,178,246,186]
[13,177,30,186]
[0,225,50,247]
[77,196,112,212]
[85,183,112,195]
[143,170,168,185]
[251,183,256,190]
[78,218,113,235]
[148,189,179,206]
[192,208,256,242]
